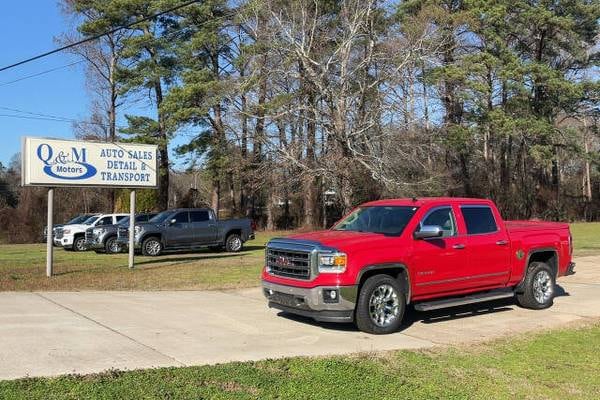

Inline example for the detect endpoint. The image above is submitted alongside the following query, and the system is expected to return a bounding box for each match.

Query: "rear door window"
[190,211,210,222]
[461,206,498,234]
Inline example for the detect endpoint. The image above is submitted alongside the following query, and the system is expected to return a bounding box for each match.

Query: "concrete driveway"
[1,255,599,380]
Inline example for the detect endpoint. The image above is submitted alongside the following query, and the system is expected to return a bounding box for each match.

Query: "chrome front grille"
[54,227,64,239]
[118,227,128,239]
[85,229,94,241]
[266,247,312,280]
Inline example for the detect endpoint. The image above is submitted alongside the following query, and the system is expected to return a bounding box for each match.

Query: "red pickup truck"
[262,197,575,334]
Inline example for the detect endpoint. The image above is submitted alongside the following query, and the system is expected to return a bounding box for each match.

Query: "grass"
[0,222,598,292]
[0,231,287,291]
[1,322,599,399]
[569,222,600,257]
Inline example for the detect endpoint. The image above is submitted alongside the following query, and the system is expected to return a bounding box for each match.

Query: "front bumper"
[85,234,107,250]
[55,235,74,248]
[116,236,142,249]
[262,280,357,323]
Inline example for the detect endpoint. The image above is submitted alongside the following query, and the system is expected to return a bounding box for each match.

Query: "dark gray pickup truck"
[117,208,255,256]
[86,213,157,254]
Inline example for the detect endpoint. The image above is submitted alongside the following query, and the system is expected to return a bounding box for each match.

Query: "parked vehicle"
[262,197,575,334]
[85,213,158,254]
[117,208,255,256]
[54,213,128,251]
[43,214,94,243]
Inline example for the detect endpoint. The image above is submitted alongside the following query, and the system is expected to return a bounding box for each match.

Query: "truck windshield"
[333,206,418,235]
[67,215,89,224]
[149,211,173,224]
[81,216,99,225]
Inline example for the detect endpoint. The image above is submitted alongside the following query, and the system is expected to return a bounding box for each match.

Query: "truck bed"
[505,220,570,233]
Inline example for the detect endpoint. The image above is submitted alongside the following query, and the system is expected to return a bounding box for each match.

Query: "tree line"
[1,0,599,242]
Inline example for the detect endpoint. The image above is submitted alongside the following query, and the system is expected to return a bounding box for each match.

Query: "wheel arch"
[516,247,558,292]
[225,228,242,241]
[356,263,411,304]
[526,248,558,277]
[141,232,163,244]
[102,233,117,245]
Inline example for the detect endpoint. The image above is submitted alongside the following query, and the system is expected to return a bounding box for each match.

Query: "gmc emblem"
[277,256,293,267]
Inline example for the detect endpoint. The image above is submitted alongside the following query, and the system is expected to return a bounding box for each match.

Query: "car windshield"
[149,211,173,223]
[333,206,418,235]
[67,215,88,224]
[81,216,99,225]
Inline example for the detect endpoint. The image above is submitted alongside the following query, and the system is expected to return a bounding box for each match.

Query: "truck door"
[165,211,193,246]
[411,205,473,296]
[459,205,511,288]
[190,210,217,244]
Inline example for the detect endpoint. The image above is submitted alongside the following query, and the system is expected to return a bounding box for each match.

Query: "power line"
[0,107,201,136]
[0,0,201,73]
[0,61,85,87]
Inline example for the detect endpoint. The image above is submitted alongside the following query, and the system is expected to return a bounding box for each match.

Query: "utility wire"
[0,61,85,87]
[0,0,200,72]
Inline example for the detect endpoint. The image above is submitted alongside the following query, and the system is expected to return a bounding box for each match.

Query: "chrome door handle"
[496,240,508,246]
[452,243,466,250]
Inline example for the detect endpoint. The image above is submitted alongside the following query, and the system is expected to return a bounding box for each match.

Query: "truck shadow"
[277,284,570,333]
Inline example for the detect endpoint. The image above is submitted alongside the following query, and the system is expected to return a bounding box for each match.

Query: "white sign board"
[21,137,158,188]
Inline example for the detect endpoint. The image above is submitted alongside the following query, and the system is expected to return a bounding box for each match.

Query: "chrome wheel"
[107,238,121,254]
[533,270,553,304]
[145,240,161,256]
[227,235,242,252]
[368,284,400,327]
[74,238,86,251]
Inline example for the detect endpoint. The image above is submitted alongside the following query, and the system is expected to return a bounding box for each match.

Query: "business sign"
[21,137,158,188]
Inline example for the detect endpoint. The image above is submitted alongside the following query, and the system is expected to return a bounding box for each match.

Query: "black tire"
[104,236,121,254]
[355,274,406,334]
[142,236,163,256]
[516,261,555,309]
[72,236,87,252]
[224,233,243,252]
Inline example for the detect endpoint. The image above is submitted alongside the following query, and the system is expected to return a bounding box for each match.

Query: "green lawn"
[0,231,288,291]
[570,222,600,256]
[1,322,599,399]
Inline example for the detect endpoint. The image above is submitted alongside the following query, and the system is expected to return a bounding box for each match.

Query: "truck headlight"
[134,226,142,236]
[93,228,105,235]
[318,252,347,273]
[63,229,71,235]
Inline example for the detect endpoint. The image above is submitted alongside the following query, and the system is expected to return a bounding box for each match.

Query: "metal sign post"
[46,188,54,277]
[128,189,136,269]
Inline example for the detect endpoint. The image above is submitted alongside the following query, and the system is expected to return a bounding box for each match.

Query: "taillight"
[251,220,257,231]
[568,232,573,256]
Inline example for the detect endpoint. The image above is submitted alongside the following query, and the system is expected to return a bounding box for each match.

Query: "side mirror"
[413,225,443,240]
[169,218,177,225]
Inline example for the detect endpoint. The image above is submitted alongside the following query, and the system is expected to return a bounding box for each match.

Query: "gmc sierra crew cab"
[262,197,575,334]
[117,208,255,256]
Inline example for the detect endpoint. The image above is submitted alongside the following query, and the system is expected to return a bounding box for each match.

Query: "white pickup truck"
[54,213,128,251]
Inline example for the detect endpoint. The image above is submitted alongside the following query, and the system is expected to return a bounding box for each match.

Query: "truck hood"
[60,223,92,231]
[134,222,164,230]
[287,230,397,252]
